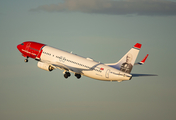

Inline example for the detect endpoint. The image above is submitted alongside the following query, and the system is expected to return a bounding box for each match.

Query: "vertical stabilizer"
[107,43,142,74]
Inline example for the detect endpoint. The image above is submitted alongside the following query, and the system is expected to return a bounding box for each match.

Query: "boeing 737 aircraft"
[17,41,149,82]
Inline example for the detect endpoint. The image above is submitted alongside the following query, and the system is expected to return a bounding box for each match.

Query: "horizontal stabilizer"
[131,73,158,77]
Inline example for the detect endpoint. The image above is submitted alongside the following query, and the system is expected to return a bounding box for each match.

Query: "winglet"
[135,54,149,65]
[141,54,149,64]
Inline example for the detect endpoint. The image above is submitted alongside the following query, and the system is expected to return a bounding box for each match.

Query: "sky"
[0,0,176,120]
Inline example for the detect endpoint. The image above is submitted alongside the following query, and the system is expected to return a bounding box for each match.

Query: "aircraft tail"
[106,43,142,74]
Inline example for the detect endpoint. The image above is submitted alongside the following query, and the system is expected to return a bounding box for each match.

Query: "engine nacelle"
[37,62,54,71]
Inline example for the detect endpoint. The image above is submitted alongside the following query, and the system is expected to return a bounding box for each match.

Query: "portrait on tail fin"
[120,53,133,73]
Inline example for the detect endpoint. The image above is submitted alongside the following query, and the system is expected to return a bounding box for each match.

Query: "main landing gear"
[63,71,81,79]
[64,72,71,79]
[75,73,81,79]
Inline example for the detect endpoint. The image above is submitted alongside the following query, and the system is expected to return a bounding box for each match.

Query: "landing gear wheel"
[24,59,28,62]
[24,57,29,63]
[75,74,81,79]
[64,74,69,78]
[66,72,71,77]
[64,72,71,79]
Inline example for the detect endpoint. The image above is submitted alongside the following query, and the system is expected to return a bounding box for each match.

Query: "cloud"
[30,0,176,16]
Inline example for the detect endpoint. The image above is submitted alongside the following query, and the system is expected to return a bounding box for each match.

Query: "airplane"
[17,41,150,82]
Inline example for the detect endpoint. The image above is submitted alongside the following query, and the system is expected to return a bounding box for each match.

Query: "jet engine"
[37,62,54,71]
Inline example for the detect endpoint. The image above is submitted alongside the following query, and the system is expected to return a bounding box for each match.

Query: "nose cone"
[17,44,21,51]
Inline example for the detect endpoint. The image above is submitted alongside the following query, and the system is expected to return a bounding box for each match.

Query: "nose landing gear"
[24,57,29,62]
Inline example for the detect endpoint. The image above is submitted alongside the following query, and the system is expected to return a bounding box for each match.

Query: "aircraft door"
[105,69,110,78]
[26,43,31,51]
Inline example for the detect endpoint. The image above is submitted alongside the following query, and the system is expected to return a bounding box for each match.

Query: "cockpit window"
[21,43,24,45]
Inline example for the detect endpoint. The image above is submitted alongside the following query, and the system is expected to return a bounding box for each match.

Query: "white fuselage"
[40,46,131,81]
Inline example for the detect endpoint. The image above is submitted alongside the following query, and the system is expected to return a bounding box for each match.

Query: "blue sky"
[1,0,176,120]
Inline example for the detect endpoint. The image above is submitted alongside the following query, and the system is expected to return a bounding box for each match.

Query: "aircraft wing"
[41,60,87,74]
[41,60,70,71]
